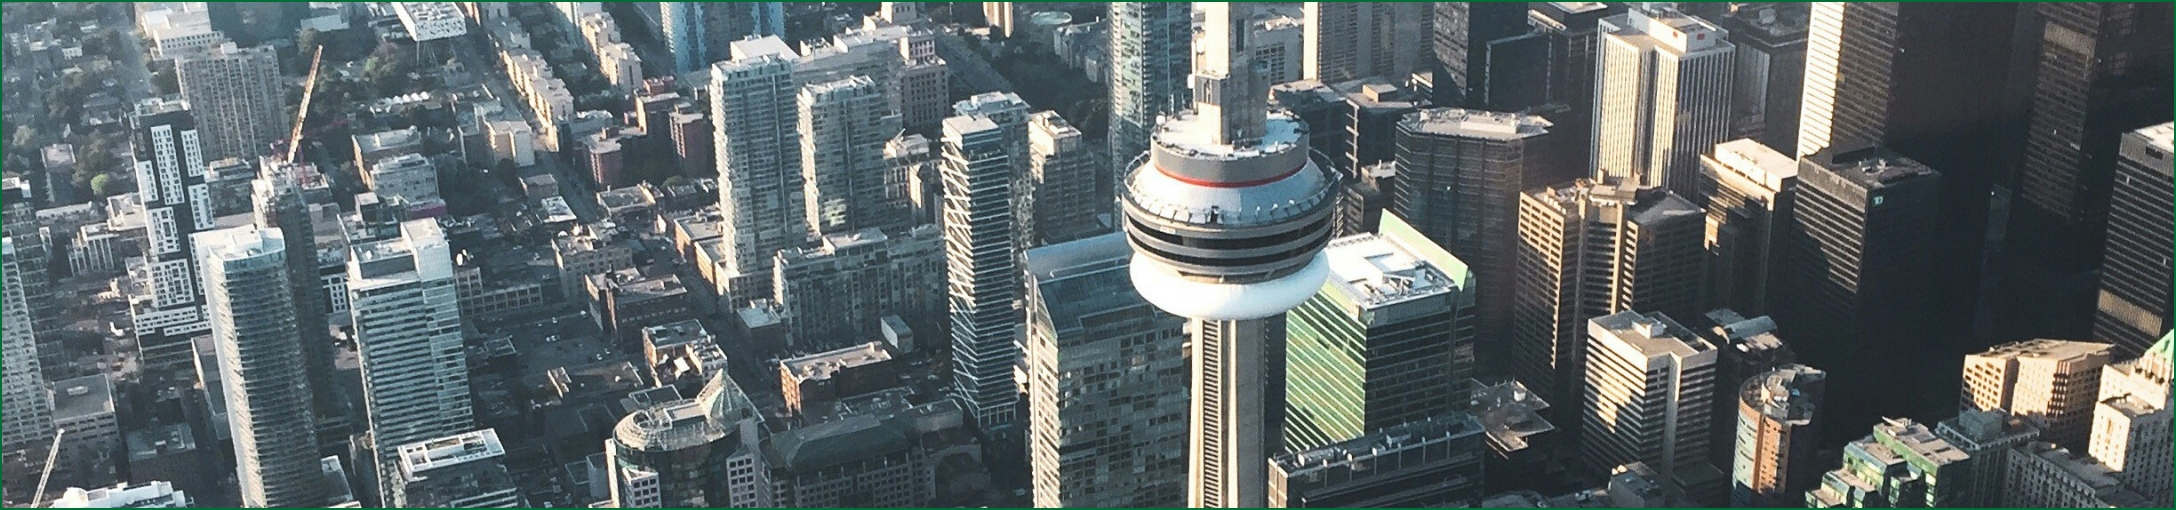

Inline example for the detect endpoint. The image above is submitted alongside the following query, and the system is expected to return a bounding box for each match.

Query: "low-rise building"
[642,320,728,393]
[587,269,694,345]
[387,429,523,508]
[773,225,944,352]
[51,374,120,488]
[1269,414,1489,508]
[2002,442,2152,508]
[49,481,190,508]
[552,225,636,299]
[779,342,898,416]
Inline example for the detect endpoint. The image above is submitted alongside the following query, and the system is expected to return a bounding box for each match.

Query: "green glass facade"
[1283,215,1477,452]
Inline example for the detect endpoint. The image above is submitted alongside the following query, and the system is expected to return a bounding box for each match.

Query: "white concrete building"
[349,220,472,498]
[798,76,903,237]
[2089,333,2172,503]
[1580,311,1719,482]
[941,114,1021,429]
[393,2,468,41]
[197,225,326,507]
[2,238,55,453]
[711,36,805,305]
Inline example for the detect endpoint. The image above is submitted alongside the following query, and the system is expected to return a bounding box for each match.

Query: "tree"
[89,173,120,197]
[10,125,42,151]
[297,28,324,56]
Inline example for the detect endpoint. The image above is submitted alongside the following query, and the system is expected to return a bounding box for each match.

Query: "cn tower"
[1118,3,1338,507]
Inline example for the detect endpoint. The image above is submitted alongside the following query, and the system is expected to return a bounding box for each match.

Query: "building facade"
[2,238,55,453]
[606,374,770,508]
[1512,181,1703,419]
[1268,414,1487,508]
[1732,364,1825,508]
[1024,234,1188,508]
[197,225,324,507]
[2093,123,2175,356]
[1590,7,1736,200]
[1698,139,1798,316]
[940,115,1020,428]
[128,100,216,371]
[1579,311,1720,485]
[2089,333,2172,504]
[1959,339,2113,449]
[1283,214,1476,451]
[773,225,943,352]
[175,43,283,162]
[1390,108,1554,349]
[1105,2,1192,175]
[712,36,806,305]
[349,219,473,498]
[798,76,905,237]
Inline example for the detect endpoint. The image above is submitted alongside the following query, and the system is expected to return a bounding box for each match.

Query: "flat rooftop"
[782,342,893,383]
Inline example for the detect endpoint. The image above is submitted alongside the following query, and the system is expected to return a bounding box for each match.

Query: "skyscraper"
[1390,108,1555,350]
[1719,4,1809,154]
[940,114,1021,429]
[2,179,61,382]
[1430,2,1532,106]
[1732,364,1826,508]
[195,224,324,508]
[661,2,786,76]
[2091,123,2174,356]
[175,42,283,161]
[1698,139,1797,316]
[252,160,341,448]
[1283,214,1475,452]
[798,75,904,237]
[1107,2,1192,176]
[1024,111,1102,246]
[1579,311,1720,488]
[348,219,472,498]
[1120,4,1339,506]
[712,36,805,305]
[2002,2,2174,340]
[128,99,216,371]
[1512,180,1703,419]
[1302,2,1431,84]
[2089,333,2172,504]
[1959,339,2114,450]
[606,373,770,508]
[2,238,55,454]
[1590,6,1736,200]
[1774,146,1941,442]
[1024,234,1188,508]
[1796,3,2024,354]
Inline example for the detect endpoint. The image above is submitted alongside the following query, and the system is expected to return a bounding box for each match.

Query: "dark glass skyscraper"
[2091,123,2175,356]
[1774,146,1942,443]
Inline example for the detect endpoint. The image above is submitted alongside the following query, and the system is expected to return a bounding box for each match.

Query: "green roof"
[2151,332,2172,361]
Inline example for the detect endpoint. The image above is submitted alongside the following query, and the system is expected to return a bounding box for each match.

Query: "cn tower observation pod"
[1120,110,1338,321]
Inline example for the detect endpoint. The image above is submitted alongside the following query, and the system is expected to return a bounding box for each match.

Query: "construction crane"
[278,46,327,163]
[28,428,65,508]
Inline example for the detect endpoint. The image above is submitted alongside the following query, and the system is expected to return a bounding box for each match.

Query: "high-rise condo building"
[712,36,805,305]
[197,225,324,507]
[1698,139,1797,316]
[1391,108,1555,350]
[1773,146,1940,443]
[798,75,905,237]
[1732,364,1825,508]
[941,114,1021,429]
[2088,333,2172,503]
[606,373,770,508]
[1590,6,1736,200]
[128,99,216,371]
[773,225,943,352]
[1121,4,1339,506]
[1960,339,2114,450]
[2002,3,2173,341]
[1718,4,1808,154]
[175,42,283,161]
[1267,414,1488,508]
[252,161,341,446]
[348,219,472,498]
[1301,2,1430,84]
[1107,2,1192,177]
[1284,214,1476,451]
[2,238,55,454]
[2092,123,2174,356]
[1512,180,1703,420]
[1024,112,1102,246]
[1024,234,1188,508]
[2,179,62,381]
[1579,311,1721,497]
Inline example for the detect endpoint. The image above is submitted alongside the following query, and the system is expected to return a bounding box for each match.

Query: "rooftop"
[1400,108,1552,140]
[1707,139,1798,192]
[1272,413,1482,472]
[2136,122,2174,155]
[125,423,199,462]
[51,374,115,421]
[397,429,506,477]
[1874,418,1970,466]
[642,319,712,350]
[1319,215,1471,313]
[781,342,894,383]
[1741,365,1824,423]
[1805,146,1940,189]
[1589,311,1715,360]
[1970,339,2113,363]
